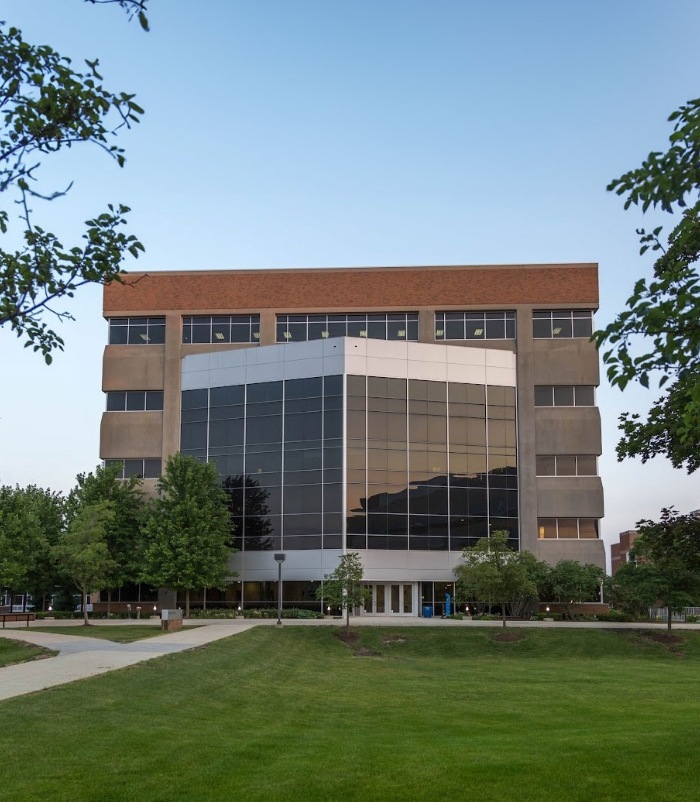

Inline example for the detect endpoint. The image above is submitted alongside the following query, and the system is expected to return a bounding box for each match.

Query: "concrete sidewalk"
[0,622,254,701]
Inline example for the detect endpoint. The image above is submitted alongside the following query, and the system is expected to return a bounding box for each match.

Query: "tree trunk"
[203,587,207,611]
[185,588,190,618]
[82,587,90,626]
[667,606,673,633]
[502,605,507,628]
[107,589,112,617]
[345,604,350,628]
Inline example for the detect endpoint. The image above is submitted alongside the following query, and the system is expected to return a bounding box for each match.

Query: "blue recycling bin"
[422,605,433,619]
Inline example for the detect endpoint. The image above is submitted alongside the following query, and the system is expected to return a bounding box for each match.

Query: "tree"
[141,454,233,617]
[0,2,149,362]
[316,552,370,628]
[67,463,145,614]
[19,485,65,610]
[623,508,700,632]
[0,485,46,600]
[548,560,604,620]
[52,500,115,625]
[454,531,538,628]
[594,97,700,459]
[611,561,670,620]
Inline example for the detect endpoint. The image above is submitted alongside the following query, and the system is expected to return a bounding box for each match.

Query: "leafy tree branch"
[0,3,148,362]
[594,97,700,462]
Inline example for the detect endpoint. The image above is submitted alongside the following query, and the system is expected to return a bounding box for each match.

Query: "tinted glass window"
[106,391,126,411]
[553,386,575,406]
[536,456,555,475]
[577,455,597,475]
[575,386,595,406]
[145,391,164,410]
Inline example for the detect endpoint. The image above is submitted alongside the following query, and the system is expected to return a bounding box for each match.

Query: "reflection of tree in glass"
[221,475,274,551]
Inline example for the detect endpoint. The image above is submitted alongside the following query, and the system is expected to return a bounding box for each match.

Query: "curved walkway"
[1,617,696,702]
[0,621,254,701]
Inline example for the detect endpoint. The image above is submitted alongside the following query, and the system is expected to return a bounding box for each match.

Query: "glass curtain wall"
[346,376,518,551]
[181,375,343,551]
[181,373,518,553]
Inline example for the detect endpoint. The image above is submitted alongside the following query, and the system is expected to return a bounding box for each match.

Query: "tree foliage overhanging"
[594,97,700,471]
[0,1,149,363]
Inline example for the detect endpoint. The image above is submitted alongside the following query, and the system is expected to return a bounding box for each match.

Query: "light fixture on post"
[274,553,286,626]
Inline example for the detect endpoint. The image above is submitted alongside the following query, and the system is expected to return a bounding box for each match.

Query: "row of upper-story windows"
[435,311,516,340]
[106,391,163,411]
[109,317,166,344]
[534,385,595,407]
[104,458,162,479]
[276,313,419,342]
[538,517,599,539]
[182,315,261,344]
[532,310,594,339]
[536,455,597,476]
[107,309,596,345]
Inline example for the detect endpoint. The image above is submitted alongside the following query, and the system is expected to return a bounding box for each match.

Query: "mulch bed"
[334,628,380,657]
[491,631,525,643]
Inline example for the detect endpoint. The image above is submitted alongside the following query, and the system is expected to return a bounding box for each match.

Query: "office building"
[101,264,605,614]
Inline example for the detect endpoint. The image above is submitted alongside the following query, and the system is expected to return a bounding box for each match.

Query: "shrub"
[240,608,323,620]
[596,610,635,622]
[189,609,239,619]
[686,614,698,623]
[35,611,81,620]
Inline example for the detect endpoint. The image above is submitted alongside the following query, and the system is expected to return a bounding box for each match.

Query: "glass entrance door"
[364,583,415,615]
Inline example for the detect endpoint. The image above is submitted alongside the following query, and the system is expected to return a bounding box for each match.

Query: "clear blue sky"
[2,0,699,563]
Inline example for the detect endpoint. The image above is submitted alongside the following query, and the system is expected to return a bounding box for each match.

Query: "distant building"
[101,263,605,615]
[610,530,639,574]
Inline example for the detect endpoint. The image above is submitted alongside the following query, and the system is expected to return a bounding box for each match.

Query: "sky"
[2,0,699,566]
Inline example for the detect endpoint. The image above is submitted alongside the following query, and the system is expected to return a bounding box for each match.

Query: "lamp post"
[274,553,286,626]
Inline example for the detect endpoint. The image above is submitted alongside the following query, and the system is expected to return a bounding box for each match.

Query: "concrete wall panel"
[536,538,606,570]
[100,411,163,459]
[537,477,604,517]
[102,346,165,391]
[533,339,600,385]
[535,408,602,454]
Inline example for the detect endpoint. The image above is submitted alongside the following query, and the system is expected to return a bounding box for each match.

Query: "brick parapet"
[103,264,599,314]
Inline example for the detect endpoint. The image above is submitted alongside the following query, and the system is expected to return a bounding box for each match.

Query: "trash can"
[422,605,433,619]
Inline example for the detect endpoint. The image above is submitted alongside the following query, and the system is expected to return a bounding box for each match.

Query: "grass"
[1,626,700,801]
[0,638,56,667]
[30,625,180,644]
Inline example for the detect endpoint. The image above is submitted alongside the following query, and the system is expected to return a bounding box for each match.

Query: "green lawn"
[31,625,180,643]
[0,638,56,667]
[1,627,699,801]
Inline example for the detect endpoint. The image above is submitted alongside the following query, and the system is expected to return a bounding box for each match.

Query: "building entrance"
[363,583,415,615]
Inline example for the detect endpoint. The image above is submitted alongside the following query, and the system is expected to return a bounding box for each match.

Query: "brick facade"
[104,264,599,313]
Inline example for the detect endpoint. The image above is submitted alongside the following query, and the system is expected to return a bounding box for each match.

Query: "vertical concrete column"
[161,312,183,462]
[515,305,539,555]
[259,309,277,346]
[418,308,434,343]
